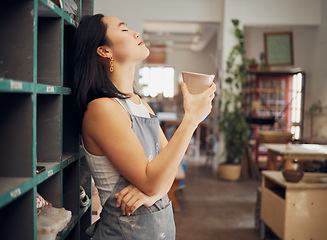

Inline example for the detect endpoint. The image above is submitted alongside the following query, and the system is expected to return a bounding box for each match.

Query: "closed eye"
[122,29,128,32]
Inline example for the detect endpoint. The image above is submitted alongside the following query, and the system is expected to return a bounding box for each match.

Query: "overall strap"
[114,98,132,117]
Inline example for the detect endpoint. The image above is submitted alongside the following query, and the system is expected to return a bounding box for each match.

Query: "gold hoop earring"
[109,55,114,73]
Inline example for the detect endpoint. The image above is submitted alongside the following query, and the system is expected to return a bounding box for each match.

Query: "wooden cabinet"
[0,1,93,239]
[244,70,305,140]
[260,171,327,239]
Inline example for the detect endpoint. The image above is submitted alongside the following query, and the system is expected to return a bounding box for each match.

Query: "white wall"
[244,26,318,70]
[304,0,327,140]
[95,0,224,37]
[166,32,218,78]
[221,0,321,73]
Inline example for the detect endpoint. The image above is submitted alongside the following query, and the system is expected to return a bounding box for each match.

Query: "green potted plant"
[218,19,251,180]
[248,58,258,71]
[307,99,327,116]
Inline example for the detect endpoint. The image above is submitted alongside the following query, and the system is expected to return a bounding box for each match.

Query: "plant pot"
[248,64,258,71]
[218,163,241,181]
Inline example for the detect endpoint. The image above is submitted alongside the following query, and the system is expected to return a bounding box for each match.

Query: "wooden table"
[262,143,327,170]
[260,171,327,239]
[254,131,293,168]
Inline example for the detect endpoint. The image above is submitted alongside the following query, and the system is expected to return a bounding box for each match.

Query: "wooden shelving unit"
[244,70,305,140]
[0,1,93,239]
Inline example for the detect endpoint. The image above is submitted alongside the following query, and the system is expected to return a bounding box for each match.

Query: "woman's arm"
[82,82,215,196]
[114,121,176,216]
[114,179,173,216]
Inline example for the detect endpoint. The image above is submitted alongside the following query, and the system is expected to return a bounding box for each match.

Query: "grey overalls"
[92,98,176,240]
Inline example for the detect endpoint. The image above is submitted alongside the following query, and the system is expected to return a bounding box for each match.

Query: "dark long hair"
[72,14,127,133]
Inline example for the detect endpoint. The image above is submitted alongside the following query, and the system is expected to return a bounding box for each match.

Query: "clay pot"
[282,169,304,183]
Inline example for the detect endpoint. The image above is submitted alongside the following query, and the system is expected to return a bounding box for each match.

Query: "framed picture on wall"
[264,32,293,66]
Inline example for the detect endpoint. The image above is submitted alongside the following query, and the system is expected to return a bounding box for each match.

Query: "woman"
[72,14,216,239]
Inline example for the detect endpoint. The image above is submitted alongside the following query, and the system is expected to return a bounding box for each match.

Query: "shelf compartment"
[0,189,34,239]
[58,202,92,240]
[0,93,33,178]
[62,0,80,27]
[39,0,79,28]
[62,161,80,239]
[79,205,92,240]
[0,0,34,82]
[264,177,286,199]
[0,177,33,209]
[39,0,63,18]
[36,161,61,185]
[63,161,79,216]
[0,79,35,93]
[37,171,61,207]
[63,13,79,27]
[63,22,76,87]
[260,187,285,239]
[63,95,80,155]
[37,17,61,86]
[80,156,92,198]
[37,94,61,162]
[58,214,79,240]
[79,156,92,240]
[62,153,79,167]
[82,0,94,16]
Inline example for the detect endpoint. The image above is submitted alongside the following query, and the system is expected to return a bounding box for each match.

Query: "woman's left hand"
[114,184,158,216]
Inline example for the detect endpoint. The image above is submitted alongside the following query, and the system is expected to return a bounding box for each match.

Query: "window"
[138,66,175,98]
[290,72,303,139]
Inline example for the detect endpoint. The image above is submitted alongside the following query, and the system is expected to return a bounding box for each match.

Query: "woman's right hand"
[115,184,160,216]
[181,81,216,126]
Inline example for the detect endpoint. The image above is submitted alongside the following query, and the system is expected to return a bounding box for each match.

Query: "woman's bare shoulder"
[85,98,125,116]
[87,97,117,109]
[83,98,130,130]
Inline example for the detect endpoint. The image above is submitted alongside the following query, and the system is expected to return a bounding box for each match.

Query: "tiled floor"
[173,156,277,240]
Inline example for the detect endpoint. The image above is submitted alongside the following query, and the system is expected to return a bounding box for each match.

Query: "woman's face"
[102,16,150,63]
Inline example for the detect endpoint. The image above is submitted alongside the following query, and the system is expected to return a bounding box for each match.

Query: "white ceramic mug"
[182,71,215,94]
